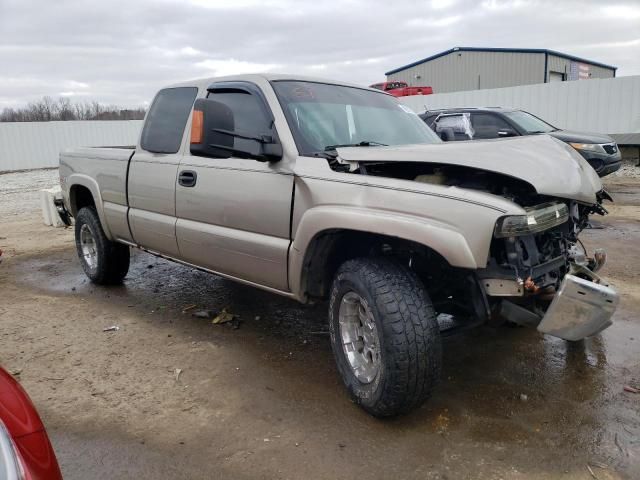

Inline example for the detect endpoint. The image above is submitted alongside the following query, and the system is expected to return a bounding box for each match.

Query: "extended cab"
[370,81,433,97]
[60,74,618,417]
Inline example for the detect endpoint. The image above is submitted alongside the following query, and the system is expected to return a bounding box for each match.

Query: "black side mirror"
[190,98,282,162]
[497,128,517,137]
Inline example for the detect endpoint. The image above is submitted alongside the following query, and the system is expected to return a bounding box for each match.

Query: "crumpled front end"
[478,193,618,340]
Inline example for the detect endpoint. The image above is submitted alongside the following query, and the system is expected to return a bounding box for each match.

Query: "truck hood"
[337,135,602,204]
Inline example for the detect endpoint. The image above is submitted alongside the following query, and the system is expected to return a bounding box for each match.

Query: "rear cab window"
[140,87,198,153]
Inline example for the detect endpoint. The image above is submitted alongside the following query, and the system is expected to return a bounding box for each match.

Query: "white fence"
[2,77,639,173]
[400,75,640,142]
[0,120,143,172]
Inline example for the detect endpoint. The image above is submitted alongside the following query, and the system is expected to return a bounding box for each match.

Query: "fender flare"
[67,174,114,240]
[288,206,479,298]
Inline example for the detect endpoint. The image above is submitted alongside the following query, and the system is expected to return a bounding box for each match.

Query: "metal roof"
[385,47,618,76]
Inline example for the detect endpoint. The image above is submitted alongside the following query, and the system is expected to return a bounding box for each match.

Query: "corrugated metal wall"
[387,50,546,93]
[0,120,143,172]
[400,75,640,142]
[546,54,614,82]
[387,50,615,93]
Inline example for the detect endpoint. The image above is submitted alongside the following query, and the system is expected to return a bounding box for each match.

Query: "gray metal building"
[385,47,617,94]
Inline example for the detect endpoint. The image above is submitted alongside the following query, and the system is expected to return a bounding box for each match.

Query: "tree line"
[0,96,146,122]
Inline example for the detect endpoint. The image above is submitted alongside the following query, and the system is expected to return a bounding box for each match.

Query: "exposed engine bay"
[329,158,617,339]
[331,160,610,288]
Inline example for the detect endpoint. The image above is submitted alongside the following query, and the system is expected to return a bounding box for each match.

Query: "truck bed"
[60,146,135,213]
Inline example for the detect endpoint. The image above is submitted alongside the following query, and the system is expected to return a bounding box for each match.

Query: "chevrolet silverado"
[59,74,618,417]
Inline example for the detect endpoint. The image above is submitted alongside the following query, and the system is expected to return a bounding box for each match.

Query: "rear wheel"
[75,207,129,284]
[329,257,442,417]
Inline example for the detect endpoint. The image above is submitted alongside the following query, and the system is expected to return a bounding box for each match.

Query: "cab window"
[205,87,274,157]
[470,113,514,139]
[434,113,474,141]
[140,87,198,153]
[206,89,272,135]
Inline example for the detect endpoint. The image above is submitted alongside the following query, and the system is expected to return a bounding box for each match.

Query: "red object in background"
[369,81,433,97]
[0,367,63,480]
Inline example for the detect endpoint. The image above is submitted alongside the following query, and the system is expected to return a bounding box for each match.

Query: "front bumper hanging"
[537,274,619,341]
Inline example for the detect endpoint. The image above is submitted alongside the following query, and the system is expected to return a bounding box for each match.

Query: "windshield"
[502,110,557,134]
[271,81,440,156]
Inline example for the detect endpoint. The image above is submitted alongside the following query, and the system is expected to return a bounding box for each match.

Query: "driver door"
[175,83,293,291]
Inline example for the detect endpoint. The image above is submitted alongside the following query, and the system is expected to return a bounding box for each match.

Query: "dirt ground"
[1,169,639,480]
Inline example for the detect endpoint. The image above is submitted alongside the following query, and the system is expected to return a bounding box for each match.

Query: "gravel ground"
[610,163,640,180]
[0,168,59,217]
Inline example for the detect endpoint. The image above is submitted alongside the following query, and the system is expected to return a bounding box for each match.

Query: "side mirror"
[497,128,517,137]
[190,98,282,162]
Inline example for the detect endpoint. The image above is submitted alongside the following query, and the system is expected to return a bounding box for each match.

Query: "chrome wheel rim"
[79,223,98,273]
[338,292,381,384]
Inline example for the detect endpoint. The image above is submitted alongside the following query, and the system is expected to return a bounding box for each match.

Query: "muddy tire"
[75,207,129,285]
[329,257,442,417]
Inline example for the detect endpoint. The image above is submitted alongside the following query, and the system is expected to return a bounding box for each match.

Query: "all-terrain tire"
[329,257,442,417]
[75,206,130,285]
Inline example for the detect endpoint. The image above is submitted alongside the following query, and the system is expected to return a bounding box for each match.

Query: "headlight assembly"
[495,202,569,238]
[569,142,605,154]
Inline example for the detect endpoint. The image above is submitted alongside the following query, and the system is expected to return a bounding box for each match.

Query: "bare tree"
[57,97,75,121]
[0,96,146,122]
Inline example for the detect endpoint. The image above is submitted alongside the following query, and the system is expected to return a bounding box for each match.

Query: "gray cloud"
[0,0,638,108]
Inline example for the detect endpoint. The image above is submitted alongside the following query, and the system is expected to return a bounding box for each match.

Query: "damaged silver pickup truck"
[59,74,618,417]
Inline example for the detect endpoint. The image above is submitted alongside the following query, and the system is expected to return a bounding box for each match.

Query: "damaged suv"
[59,75,618,417]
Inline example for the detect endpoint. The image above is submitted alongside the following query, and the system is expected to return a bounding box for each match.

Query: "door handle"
[178,170,197,187]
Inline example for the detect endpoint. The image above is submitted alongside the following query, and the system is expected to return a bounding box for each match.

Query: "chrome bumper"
[537,274,619,341]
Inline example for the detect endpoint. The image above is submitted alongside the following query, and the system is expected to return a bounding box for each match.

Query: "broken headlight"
[494,202,568,238]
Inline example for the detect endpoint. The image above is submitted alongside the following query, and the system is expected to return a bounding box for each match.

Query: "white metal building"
[386,47,617,94]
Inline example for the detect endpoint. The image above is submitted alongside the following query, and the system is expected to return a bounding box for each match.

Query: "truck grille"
[602,143,618,155]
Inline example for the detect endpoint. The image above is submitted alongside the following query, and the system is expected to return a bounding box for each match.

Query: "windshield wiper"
[324,140,388,151]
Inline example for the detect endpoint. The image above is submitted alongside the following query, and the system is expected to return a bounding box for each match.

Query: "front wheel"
[329,258,442,417]
[75,206,130,285]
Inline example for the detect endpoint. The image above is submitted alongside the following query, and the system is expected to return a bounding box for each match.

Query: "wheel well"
[70,185,95,216]
[300,229,453,300]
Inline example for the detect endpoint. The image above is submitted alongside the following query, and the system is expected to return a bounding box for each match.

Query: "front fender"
[67,174,114,240]
[288,206,479,298]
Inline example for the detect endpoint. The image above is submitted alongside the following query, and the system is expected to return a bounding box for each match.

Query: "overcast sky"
[1,0,639,109]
